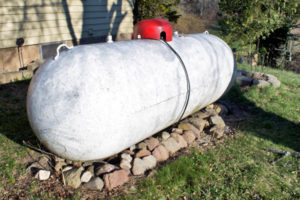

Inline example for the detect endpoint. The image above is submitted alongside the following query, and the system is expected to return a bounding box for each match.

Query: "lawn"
[117,64,300,200]
[0,64,299,199]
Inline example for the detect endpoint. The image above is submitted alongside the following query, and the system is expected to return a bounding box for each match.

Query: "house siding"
[0,0,133,73]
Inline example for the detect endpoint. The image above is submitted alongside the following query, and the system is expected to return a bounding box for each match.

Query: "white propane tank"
[27,33,236,161]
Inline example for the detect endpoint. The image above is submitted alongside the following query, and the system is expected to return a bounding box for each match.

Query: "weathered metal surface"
[27,33,235,161]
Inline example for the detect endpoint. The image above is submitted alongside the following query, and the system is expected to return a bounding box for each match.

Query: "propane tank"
[27,19,236,161]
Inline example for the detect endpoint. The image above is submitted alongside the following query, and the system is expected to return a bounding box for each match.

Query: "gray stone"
[95,163,117,176]
[143,155,157,169]
[35,169,51,180]
[83,177,104,191]
[152,145,169,162]
[137,142,147,150]
[267,75,280,88]
[81,170,93,183]
[210,115,225,128]
[195,111,211,119]
[38,156,52,171]
[161,131,170,140]
[171,133,188,148]
[121,153,132,162]
[132,158,146,175]
[63,167,84,189]
[236,76,253,86]
[188,118,208,132]
[162,137,181,154]
[129,144,136,151]
[120,159,132,170]
[210,125,225,139]
[253,79,270,88]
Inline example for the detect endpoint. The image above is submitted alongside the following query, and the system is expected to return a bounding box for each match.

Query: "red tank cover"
[133,19,173,42]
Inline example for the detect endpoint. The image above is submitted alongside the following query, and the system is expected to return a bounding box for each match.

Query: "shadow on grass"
[0,80,39,146]
[222,85,300,152]
[0,80,299,153]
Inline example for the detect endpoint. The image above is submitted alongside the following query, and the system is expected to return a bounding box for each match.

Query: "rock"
[35,169,51,180]
[129,144,136,151]
[62,166,73,172]
[121,153,132,162]
[137,142,147,150]
[63,167,84,189]
[55,156,65,163]
[238,70,250,76]
[269,78,280,88]
[122,150,135,155]
[263,73,277,81]
[171,128,183,134]
[205,108,218,116]
[188,118,208,132]
[54,161,67,172]
[83,177,104,191]
[161,131,170,140]
[82,161,94,167]
[236,76,253,86]
[152,145,169,162]
[145,137,160,151]
[195,111,211,119]
[26,162,41,175]
[136,149,151,158]
[209,115,225,128]
[87,165,94,174]
[265,74,280,88]
[215,103,229,115]
[171,133,188,148]
[206,104,214,109]
[143,155,157,169]
[210,125,225,139]
[178,122,201,138]
[104,170,129,191]
[162,137,181,154]
[38,156,52,171]
[132,158,146,175]
[81,170,93,183]
[120,159,131,170]
[95,164,117,176]
[182,130,196,144]
[252,79,270,88]
[73,161,82,167]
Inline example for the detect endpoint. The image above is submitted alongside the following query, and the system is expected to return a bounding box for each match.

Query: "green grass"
[117,64,300,200]
[0,65,299,199]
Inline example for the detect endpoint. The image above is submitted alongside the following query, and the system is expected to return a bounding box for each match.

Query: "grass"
[117,64,300,200]
[0,64,299,199]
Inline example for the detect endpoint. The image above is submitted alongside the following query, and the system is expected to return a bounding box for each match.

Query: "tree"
[219,0,300,67]
[133,0,181,24]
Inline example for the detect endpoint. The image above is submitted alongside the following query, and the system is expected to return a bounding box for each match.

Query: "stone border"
[26,104,232,191]
[236,70,280,88]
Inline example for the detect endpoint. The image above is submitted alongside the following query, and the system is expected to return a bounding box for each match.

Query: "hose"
[160,40,191,124]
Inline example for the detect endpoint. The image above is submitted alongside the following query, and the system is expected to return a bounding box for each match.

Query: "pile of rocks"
[236,70,280,88]
[26,103,230,191]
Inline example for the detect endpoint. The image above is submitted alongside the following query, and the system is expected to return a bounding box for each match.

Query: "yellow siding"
[0,0,134,48]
